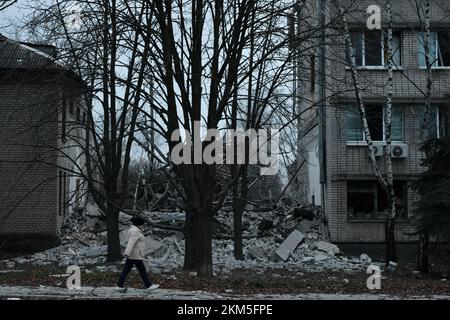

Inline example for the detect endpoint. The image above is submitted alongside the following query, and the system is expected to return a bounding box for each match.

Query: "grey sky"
[0,0,39,39]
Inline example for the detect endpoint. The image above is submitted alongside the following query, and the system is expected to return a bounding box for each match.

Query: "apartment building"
[296,0,450,242]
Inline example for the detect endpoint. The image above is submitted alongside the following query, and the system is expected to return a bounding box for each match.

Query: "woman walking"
[116,215,159,292]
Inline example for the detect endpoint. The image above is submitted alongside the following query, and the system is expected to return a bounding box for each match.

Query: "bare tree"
[24,0,157,261]
[121,0,307,276]
[0,0,17,12]
[337,0,399,263]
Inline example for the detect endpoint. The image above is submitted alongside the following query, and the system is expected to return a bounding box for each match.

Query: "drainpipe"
[318,0,327,185]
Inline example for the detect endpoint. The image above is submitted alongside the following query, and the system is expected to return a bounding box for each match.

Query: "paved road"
[0,285,449,300]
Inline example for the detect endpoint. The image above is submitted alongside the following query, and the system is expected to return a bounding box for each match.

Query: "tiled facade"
[298,0,450,242]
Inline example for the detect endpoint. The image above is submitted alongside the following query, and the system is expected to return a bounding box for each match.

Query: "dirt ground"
[0,263,449,297]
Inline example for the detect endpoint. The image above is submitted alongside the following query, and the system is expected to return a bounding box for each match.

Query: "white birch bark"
[338,3,388,187]
[423,0,433,136]
[385,0,396,220]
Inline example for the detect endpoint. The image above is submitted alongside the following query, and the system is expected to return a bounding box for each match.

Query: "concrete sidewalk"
[0,285,449,300]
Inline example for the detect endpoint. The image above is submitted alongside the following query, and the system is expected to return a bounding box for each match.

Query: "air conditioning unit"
[391,143,408,158]
[372,142,384,157]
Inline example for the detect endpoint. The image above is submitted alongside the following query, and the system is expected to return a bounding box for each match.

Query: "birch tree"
[337,0,399,263]
[415,0,432,273]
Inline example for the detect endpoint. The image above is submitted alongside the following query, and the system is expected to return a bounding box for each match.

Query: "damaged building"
[295,0,450,242]
[0,34,88,252]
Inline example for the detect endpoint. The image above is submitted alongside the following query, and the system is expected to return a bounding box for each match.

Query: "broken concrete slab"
[314,253,330,261]
[247,246,266,260]
[275,230,304,261]
[144,238,163,256]
[296,220,313,233]
[314,241,340,255]
[81,246,107,257]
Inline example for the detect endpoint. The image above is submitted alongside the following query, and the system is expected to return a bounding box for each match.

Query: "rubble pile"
[0,205,379,274]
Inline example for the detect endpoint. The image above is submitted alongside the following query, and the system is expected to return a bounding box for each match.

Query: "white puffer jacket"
[124,225,146,260]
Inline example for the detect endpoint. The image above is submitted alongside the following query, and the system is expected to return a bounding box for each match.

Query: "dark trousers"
[118,259,152,288]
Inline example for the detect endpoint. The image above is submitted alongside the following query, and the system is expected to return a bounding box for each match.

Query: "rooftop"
[0,34,61,70]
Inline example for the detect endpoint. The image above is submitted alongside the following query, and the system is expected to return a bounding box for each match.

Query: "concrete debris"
[296,220,313,234]
[247,246,266,260]
[314,254,330,262]
[0,205,379,275]
[275,230,305,261]
[387,261,398,272]
[80,246,107,257]
[314,241,340,255]
[0,269,24,273]
[144,238,163,256]
[359,254,372,263]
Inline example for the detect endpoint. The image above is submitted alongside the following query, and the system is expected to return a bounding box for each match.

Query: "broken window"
[419,31,450,67]
[347,180,408,220]
[345,105,403,141]
[365,31,382,66]
[423,105,450,138]
[349,31,402,67]
[366,105,383,141]
[439,106,449,137]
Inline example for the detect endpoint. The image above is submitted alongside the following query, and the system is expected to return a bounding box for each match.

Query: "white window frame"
[419,31,450,69]
[351,31,402,68]
[346,105,404,145]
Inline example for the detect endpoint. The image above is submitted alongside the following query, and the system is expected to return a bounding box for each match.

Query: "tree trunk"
[233,191,245,260]
[178,164,216,277]
[384,1,397,265]
[233,165,248,260]
[417,232,429,273]
[195,208,214,277]
[106,203,121,262]
[183,209,197,271]
[385,216,397,264]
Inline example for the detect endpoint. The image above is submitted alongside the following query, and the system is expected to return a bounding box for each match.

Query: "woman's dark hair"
[130,215,146,227]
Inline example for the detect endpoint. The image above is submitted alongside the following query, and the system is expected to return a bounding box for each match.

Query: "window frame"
[61,95,67,143]
[350,30,402,68]
[426,105,449,138]
[419,31,450,69]
[346,105,404,144]
[347,180,408,222]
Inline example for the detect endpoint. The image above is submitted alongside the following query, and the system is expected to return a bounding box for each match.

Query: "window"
[345,107,363,141]
[69,98,74,115]
[347,180,408,220]
[75,179,81,208]
[310,54,315,92]
[346,105,403,142]
[349,31,402,67]
[58,171,63,216]
[423,105,449,138]
[58,171,67,216]
[419,31,450,67]
[61,95,67,142]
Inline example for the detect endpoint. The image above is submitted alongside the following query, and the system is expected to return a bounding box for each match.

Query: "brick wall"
[299,0,450,242]
[0,71,87,250]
